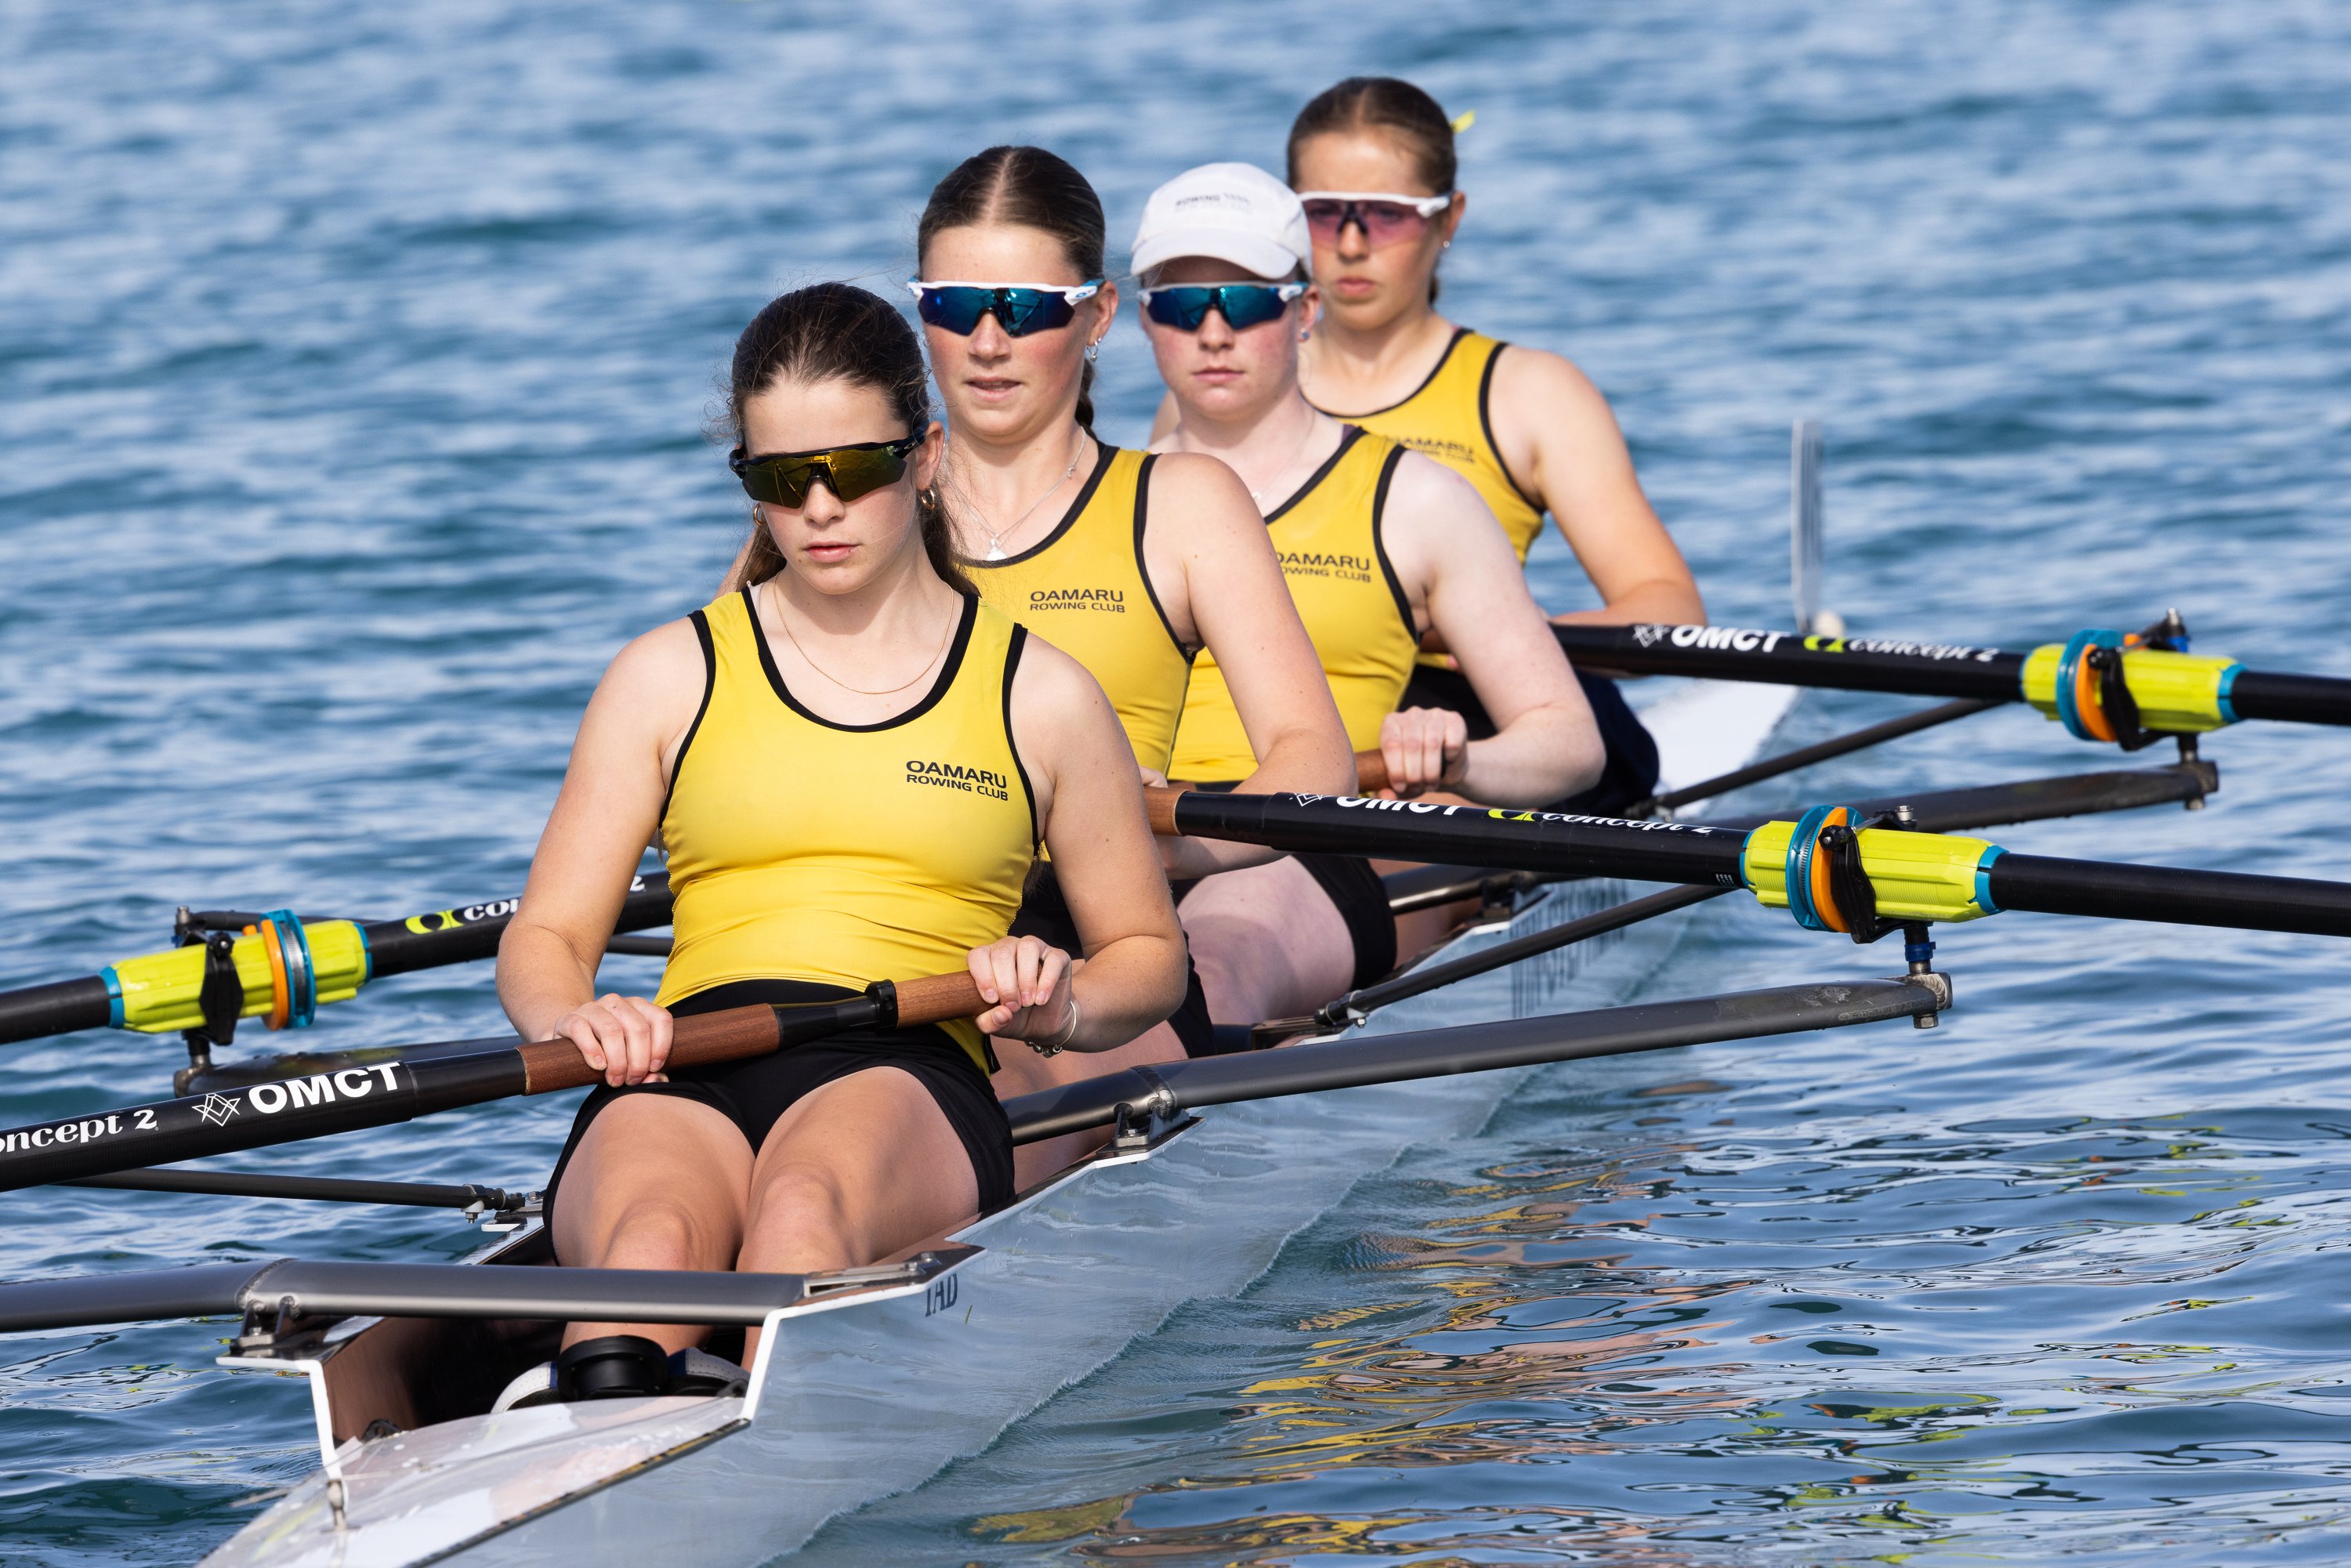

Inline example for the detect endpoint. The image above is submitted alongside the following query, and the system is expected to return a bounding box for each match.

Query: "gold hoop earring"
[752,503,769,527]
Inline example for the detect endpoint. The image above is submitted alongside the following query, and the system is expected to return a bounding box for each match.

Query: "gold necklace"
[763,585,956,697]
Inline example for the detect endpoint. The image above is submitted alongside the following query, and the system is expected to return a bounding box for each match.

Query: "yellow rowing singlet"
[1310,328,1546,563]
[965,445,1195,775]
[657,587,1037,1070]
[1171,427,1415,782]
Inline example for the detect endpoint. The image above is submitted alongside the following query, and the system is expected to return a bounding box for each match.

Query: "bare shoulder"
[1008,627,1118,744]
[1489,342,1621,429]
[1143,448,1254,512]
[1388,445,1489,516]
[600,614,706,701]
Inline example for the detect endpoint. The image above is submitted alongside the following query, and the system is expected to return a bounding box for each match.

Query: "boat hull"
[201,679,1796,1566]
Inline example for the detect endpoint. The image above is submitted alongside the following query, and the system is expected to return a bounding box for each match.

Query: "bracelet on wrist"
[1031,994,1081,1057]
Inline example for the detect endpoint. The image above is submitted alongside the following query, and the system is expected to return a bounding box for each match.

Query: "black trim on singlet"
[1000,622,1041,848]
[975,440,1118,568]
[1473,336,1546,513]
[1367,445,1417,639]
[657,607,720,832]
[1129,452,1197,662]
[1306,326,1472,420]
[743,585,979,733]
[1262,424,1367,523]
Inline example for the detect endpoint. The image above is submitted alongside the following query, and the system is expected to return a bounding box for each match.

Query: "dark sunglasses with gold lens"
[729,434,922,507]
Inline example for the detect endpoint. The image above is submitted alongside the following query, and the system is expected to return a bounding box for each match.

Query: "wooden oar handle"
[518,1004,788,1093]
[888,970,988,1027]
[1144,751,1389,836]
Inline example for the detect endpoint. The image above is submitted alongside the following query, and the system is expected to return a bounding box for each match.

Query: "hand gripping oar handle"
[1144,751,1392,837]
[0,972,989,1192]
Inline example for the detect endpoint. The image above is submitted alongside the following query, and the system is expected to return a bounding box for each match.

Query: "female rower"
[907,147,1354,1175]
[1153,79,1706,814]
[495,283,1185,1403]
[1140,162,1604,1026]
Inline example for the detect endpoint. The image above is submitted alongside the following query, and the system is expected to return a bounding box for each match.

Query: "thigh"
[551,1092,754,1270]
[737,1065,983,1275]
[1178,856,1355,1024]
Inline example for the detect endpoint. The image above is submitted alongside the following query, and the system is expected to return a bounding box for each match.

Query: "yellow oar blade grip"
[103,920,371,1035]
[1743,821,2000,925]
[2020,643,2242,735]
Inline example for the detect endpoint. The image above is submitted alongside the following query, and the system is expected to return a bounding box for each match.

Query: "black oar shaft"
[1169,791,1750,885]
[2225,670,2351,727]
[0,978,114,1045]
[1552,624,2027,699]
[0,974,984,1191]
[1167,790,2351,940]
[1987,854,2351,937]
[60,1167,528,1211]
[1552,624,2351,727]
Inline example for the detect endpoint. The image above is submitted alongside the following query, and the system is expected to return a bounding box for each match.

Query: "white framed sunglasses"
[1294,191,1454,245]
[905,279,1103,336]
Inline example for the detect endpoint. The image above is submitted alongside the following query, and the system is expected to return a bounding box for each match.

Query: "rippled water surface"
[5,1,2350,1562]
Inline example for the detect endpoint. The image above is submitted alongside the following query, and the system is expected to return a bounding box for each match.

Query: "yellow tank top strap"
[1313,326,1547,563]
[965,443,1196,776]
[656,588,1037,1070]
[1171,426,1418,782]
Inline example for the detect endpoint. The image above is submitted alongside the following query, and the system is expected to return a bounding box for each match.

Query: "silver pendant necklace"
[1245,410,1323,512]
[963,430,1087,561]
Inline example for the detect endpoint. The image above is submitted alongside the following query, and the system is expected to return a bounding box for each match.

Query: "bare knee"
[741,1164,859,1273]
[593,1194,733,1273]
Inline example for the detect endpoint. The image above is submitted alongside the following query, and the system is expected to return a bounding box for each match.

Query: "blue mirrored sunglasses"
[1137,282,1306,331]
[906,280,1102,336]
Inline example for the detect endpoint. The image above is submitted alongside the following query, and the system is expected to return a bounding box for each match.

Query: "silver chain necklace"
[957,429,1088,561]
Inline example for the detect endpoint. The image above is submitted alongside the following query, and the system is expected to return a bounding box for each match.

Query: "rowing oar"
[1526,615,2351,746]
[0,749,1398,1053]
[0,875,676,1050]
[0,972,986,1193]
[1160,791,2351,939]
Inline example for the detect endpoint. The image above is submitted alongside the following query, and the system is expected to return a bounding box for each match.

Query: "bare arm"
[1490,346,1705,627]
[976,638,1188,1050]
[1143,453,1354,877]
[496,619,705,1082]
[1383,454,1603,806]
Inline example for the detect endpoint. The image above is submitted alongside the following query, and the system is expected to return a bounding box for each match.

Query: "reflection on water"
[921,1099,2351,1564]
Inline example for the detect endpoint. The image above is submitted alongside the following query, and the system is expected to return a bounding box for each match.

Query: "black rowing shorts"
[545,978,1014,1252]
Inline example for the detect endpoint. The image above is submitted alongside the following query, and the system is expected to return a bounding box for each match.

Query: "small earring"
[752,503,768,527]
[1440,239,1452,251]
[1085,339,1101,362]
[1298,328,1311,342]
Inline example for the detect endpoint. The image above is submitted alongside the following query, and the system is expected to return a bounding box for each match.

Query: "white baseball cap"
[1131,162,1310,282]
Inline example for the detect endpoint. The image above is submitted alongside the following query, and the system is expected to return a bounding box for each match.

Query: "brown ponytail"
[1288,78,1458,304]
[716,283,970,596]
[918,146,1107,433]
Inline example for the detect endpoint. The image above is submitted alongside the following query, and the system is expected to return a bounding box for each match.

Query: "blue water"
[5,0,2350,1562]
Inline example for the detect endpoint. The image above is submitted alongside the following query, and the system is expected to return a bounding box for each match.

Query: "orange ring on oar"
[2072,645,2117,743]
[251,919,293,1030]
[1807,806,1852,933]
